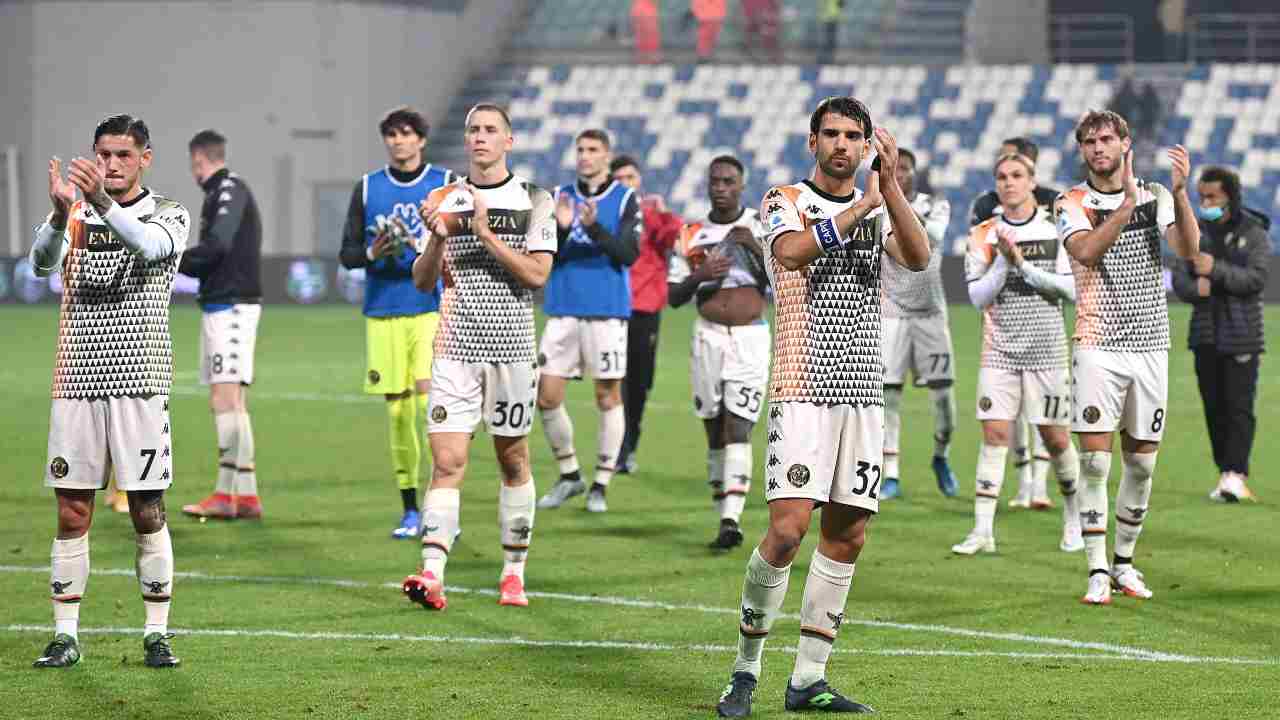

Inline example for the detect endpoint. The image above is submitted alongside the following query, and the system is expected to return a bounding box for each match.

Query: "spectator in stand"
[1158,0,1187,61]
[1109,77,1140,127]
[1138,83,1162,137]
[610,155,683,473]
[1170,166,1269,504]
[818,0,844,64]
[632,0,662,64]
[743,0,781,62]
[692,0,727,61]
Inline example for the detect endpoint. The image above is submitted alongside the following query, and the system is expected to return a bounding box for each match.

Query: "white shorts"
[691,318,770,421]
[200,304,261,385]
[763,402,884,513]
[539,316,628,380]
[976,366,1071,426]
[45,395,174,491]
[1071,348,1168,441]
[427,358,539,437]
[881,313,955,386]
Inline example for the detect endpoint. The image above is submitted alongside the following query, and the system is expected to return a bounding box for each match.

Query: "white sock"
[235,411,258,498]
[1115,452,1156,564]
[733,548,791,678]
[792,550,855,689]
[540,405,579,475]
[214,411,238,495]
[1053,443,1081,526]
[420,488,461,579]
[931,386,955,459]
[50,534,89,639]
[594,405,625,487]
[883,386,902,477]
[721,443,751,523]
[707,448,726,513]
[136,526,173,637]
[499,480,536,582]
[1079,450,1112,572]
[974,443,1007,536]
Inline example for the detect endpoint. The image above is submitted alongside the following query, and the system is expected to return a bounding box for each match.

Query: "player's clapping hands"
[993,222,1024,267]
[579,198,598,227]
[1121,150,1139,204]
[555,193,575,229]
[467,184,494,241]
[48,157,76,223]
[66,156,111,212]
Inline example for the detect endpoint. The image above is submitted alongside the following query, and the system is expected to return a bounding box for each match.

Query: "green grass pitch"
[0,302,1276,719]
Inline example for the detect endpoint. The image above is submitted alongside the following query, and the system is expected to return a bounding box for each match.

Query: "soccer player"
[952,152,1081,556]
[1057,111,1199,604]
[879,147,958,500]
[714,97,929,717]
[611,155,683,474]
[668,155,769,550]
[401,103,555,611]
[30,115,188,668]
[968,137,1062,508]
[180,130,265,521]
[536,129,641,513]
[338,107,454,539]
[970,140,1054,501]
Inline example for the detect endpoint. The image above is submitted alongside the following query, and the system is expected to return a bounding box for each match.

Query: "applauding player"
[30,115,188,669]
[402,104,555,611]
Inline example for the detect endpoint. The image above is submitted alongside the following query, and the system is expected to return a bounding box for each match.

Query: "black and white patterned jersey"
[50,192,189,398]
[882,192,948,318]
[1057,179,1174,352]
[426,175,556,364]
[668,208,769,299]
[967,209,1072,371]
[761,180,893,407]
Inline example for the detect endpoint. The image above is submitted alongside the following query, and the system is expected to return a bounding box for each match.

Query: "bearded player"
[1057,111,1199,604]
[715,97,929,717]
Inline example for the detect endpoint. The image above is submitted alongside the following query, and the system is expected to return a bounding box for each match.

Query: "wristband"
[811,217,845,254]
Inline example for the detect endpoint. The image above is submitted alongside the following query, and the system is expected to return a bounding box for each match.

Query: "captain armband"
[811,218,848,255]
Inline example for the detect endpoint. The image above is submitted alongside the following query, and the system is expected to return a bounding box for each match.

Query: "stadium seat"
[495,62,1280,251]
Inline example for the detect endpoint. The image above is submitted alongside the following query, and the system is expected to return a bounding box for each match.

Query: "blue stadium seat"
[496,62,1280,251]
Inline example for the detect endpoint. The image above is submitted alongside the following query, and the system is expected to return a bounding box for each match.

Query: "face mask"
[1197,205,1224,222]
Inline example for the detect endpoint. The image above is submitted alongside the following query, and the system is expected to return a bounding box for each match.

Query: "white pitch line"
[2,624,1272,665]
[3,564,1270,666]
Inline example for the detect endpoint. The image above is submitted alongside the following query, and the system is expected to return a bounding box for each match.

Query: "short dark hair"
[710,154,745,178]
[1074,110,1130,144]
[379,106,429,138]
[1000,137,1039,162]
[465,103,512,132]
[94,114,150,150]
[1198,165,1243,220]
[188,129,227,161]
[898,148,917,169]
[809,96,873,138]
[576,128,611,149]
[610,154,640,174]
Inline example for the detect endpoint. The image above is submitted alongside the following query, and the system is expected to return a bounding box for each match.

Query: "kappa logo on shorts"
[1083,405,1101,424]
[431,406,448,423]
[787,463,810,488]
[368,370,381,385]
[979,396,993,412]
[50,457,69,479]
[770,406,783,420]
[537,352,547,367]
[694,396,703,411]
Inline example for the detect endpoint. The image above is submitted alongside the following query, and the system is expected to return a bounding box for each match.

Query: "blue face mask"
[1197,205,1225,222]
